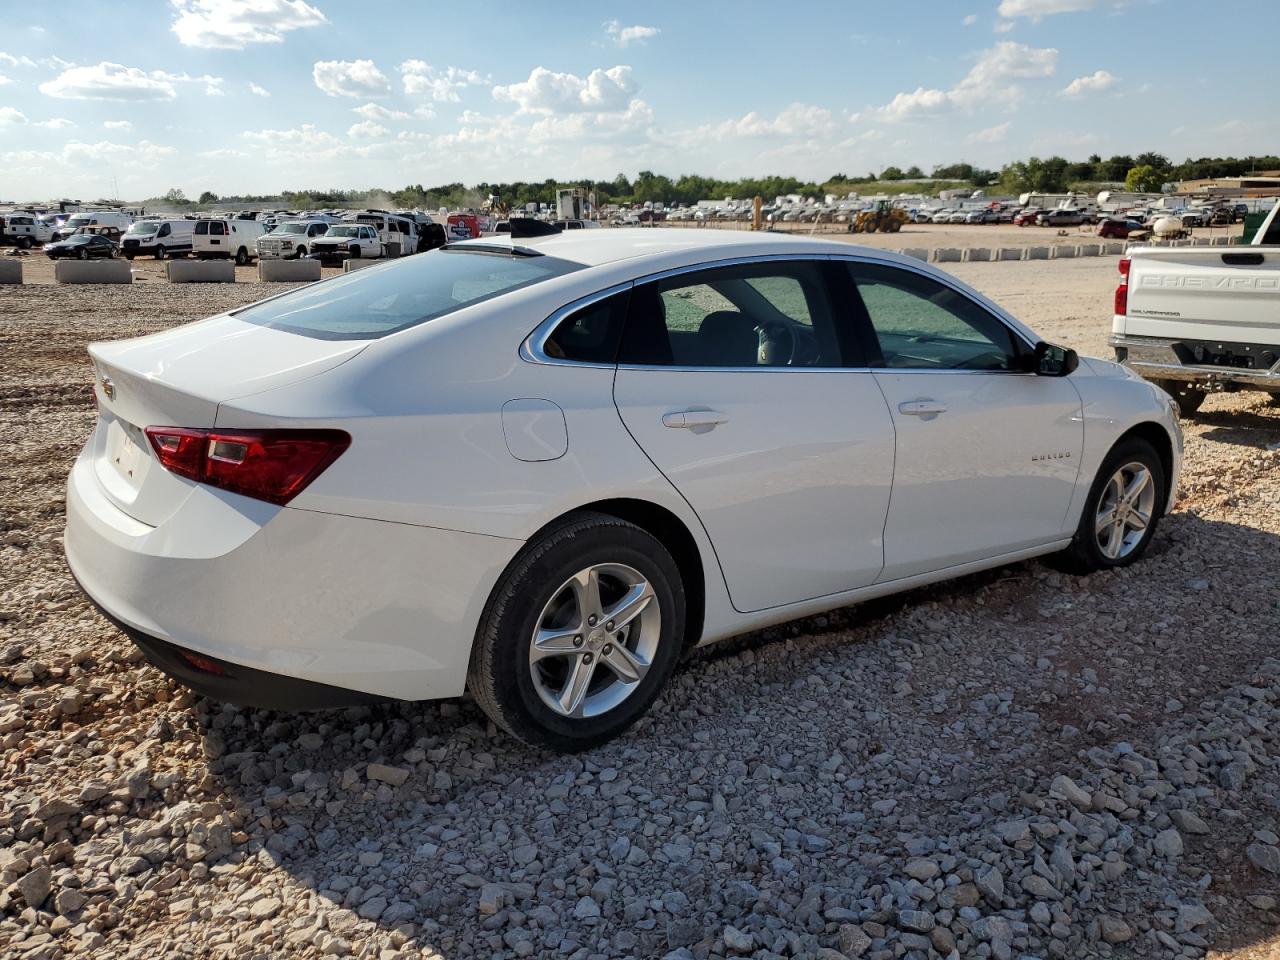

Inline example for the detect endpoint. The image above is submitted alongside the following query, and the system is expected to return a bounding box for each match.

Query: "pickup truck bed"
[1110,245,1280,413]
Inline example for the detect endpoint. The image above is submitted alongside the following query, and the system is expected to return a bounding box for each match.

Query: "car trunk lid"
[87,314,366,526]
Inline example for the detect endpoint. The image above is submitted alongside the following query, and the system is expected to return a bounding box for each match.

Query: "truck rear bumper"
[1110,334,1280,391]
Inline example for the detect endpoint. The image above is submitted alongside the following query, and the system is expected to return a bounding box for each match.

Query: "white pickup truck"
[1109,201,1280,416]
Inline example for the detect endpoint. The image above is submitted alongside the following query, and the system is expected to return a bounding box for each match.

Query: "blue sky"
[0,0,1274,200]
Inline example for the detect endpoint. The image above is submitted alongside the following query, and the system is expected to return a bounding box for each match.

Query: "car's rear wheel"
[468,513,685,752]
[1056,436,1165,573]
[1153,379,1205,418]
[234,247,249,266]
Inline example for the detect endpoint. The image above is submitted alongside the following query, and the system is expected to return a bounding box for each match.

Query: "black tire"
[1153,380,1205,418]
[1055,436,1166,574]
[124,253,134,261]
[234,247,249,266]
[468,513,686,752]
[349,244,360,259]
[76,247,88,260]
[17,237,32,250]
[294,246,306,259]
[155,245,166,261]
[1266,393,1280,408]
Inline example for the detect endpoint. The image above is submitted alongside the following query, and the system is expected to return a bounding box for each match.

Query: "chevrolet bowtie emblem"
[101,376,115,400]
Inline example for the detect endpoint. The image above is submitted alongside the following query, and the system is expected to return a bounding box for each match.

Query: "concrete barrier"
[166,259,235,283]
[1025,246,1049,260]
[54,259,132,284]
[0,260,22,284]
[258,258,322,282]
[1103,242,1126,255]
[1076,243,1102,257]
[998,248,1023,261]
[932,248,962,263]
[963,248,993,262]
[898,248,929,262]
[1192,237,1210,246]
[342,258,380,273]
[1050,245,1076,259]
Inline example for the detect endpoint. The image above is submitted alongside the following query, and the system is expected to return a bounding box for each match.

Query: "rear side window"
[234,249,583,340]
[543,290,631,363]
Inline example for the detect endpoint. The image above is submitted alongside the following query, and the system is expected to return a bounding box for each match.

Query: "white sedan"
[66,230,1181,751]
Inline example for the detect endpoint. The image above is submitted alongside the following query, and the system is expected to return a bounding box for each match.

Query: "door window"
[158,224,171,238]
[618,260,842,367]
[846,263,1025,371]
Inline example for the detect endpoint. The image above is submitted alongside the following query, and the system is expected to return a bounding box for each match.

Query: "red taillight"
[144,427,350,505]
[178,650,227,676]
[1114,256,1130,315]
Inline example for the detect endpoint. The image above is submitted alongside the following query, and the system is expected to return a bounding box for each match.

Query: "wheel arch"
[512,497,707,650]
[1115,420,1175,513]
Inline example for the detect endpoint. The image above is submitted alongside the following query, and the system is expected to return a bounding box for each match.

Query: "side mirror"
[1033,341,1079,377]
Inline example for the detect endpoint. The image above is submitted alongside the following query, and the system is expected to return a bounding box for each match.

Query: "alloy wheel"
[528,563,661,720]
[1095,461,1156,560]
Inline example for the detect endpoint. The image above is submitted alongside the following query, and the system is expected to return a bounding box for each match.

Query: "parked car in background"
[43,231,118,260]
[1037,209,1086,227]
[66,230,1181,751]
[1179,209,1208,228]
[352,212,419,257]
[257,220,331,259]
[552,219,603,230]
[2,212,55,249]
[1013,208,1043,226]
[193,218,267,265]
[309,223,383,261]
[121,219,195,260]
[56,210,132,241]
[1096,217,1145,239]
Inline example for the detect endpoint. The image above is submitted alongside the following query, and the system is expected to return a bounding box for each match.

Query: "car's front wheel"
[1057,436,1165,573]
[468,513,685,751]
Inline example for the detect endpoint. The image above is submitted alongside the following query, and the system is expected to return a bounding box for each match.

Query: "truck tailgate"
[1121,247,1280,344]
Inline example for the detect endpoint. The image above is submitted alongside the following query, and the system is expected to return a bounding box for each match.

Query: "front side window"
[158,224,171,237]
[847,263,1025,371]
[618,260,842,368]
[234,249,583,340]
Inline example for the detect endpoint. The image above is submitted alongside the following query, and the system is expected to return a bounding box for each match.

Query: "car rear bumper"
[64,446,522,705]
[1110,333,1280,391]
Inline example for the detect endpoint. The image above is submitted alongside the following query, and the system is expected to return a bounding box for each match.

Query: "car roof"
[449,227,873,269]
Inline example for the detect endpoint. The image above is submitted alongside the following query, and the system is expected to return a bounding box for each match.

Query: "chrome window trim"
[520,251,1040,372]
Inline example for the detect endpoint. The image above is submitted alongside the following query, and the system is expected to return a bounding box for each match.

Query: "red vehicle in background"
[446,214,480,240]
[1096,217,1145,239]
[1012,208,1043,226]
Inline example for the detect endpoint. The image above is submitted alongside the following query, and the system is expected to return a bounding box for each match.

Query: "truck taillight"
[144,427,350,505]
[1114,256,1130,315]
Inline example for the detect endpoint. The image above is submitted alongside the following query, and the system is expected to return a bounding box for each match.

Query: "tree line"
[163,153,1280,211]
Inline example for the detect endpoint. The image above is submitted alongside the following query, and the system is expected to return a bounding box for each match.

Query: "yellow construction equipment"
[849,200,907,234]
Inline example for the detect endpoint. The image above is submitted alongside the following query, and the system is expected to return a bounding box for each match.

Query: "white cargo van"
[120,219,195,260]
[57,210,132,240]
[192,218,266,264]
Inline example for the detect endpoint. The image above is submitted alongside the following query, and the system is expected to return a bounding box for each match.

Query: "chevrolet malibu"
[66,230,1181,751]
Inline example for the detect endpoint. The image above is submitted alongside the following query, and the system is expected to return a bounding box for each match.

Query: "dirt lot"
[0,256,1278,960]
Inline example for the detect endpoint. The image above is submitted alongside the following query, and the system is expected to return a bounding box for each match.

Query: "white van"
[120,219,195,260]
[193,218,267,264]
[352,211,418,257]
[57,210,132,240]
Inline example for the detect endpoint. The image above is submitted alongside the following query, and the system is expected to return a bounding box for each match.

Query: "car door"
[840,260,1083,581]
[612,258,896,613]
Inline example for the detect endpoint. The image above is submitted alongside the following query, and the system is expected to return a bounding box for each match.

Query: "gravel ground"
[1,257,1278,960]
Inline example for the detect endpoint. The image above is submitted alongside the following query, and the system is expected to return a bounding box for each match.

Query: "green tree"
[197,190,219,205]
[1124,164,1164,193]
[162,188,188,205]
[904,165,924,179]
[880,165,905,181]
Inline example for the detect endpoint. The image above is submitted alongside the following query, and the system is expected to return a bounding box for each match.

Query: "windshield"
[67,215,94,226]
[127,222,157,235]
[233,249,583,340]
[279,223,309,234]
[326,225,360,237]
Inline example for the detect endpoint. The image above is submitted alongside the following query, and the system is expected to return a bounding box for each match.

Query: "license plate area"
[104,415,151,490]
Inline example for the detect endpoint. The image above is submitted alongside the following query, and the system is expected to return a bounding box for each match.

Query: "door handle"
[898,399,948,419]
[662,409,729,429]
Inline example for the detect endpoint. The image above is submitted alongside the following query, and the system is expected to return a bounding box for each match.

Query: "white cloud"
[170,0,327,49]
[493,65,637,114]
[104,120,133,130]
[348,120,388,139]
[967,121,1010,143]
[353,102,409,121]
[399,61,485,101]
[413,104,435,120]
[994,19,1016,32]
[313,59,390,98]
[249,83,270,97]
[40,62,177,101]
[34,117,75,129]
[243,123,340,148]
[0,139,178,168]
[875,42,1058,118]
[0,107,26,127]
[1062,69,1117,97]
[962,13,979,25]
[0,52,37,68]
[702,103,834,139]
[605,21,659,47]
[0,75,11,86]
[997,0,1097,16]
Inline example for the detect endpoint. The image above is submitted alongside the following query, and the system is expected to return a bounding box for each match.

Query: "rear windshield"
[233,248,583,340]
